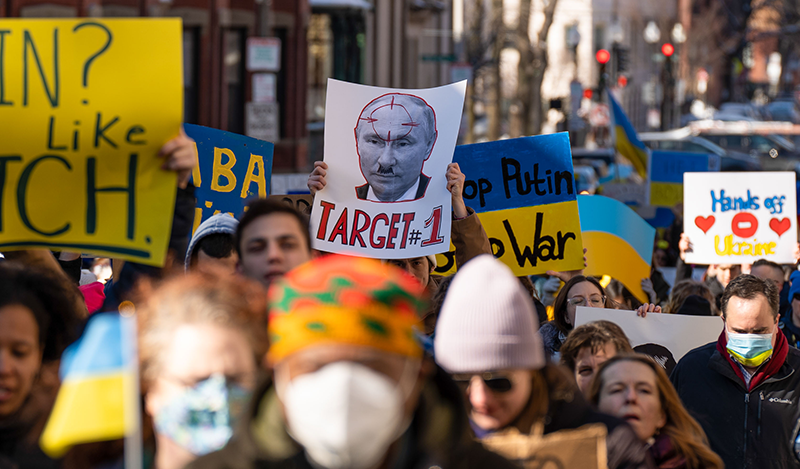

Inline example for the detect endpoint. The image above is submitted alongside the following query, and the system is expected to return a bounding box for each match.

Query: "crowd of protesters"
[1,130,799,469]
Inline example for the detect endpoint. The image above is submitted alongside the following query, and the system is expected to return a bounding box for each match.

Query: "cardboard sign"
[684,172,797,264]
[578,195,655,303]
[187,124,274,233]
[483,424,608,469]
[309,79,466,259]
[575,307,722,366]
[0,19,183,266]
[434,134,584,276]
[647,151,720,207]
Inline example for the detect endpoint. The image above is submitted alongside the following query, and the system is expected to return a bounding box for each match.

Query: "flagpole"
[121,310,143,469]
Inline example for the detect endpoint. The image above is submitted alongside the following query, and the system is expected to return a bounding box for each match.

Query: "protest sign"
[684,172,797,264]
[309,79,466,259]
[433,134,584,276]
[578,195,655,302]
[647,151,720,207]
[0,19,182,266]
[186,124,274,232]
[575,307,722,370]
[483,423,607,469]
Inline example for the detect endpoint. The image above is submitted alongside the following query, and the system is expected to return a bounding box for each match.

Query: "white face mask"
[278,362,413,469]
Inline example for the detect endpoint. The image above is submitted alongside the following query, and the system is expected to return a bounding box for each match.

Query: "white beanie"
[434,255,545,373]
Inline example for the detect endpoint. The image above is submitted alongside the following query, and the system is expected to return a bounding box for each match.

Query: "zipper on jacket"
[743,393,749,465]
[757,392,764,439]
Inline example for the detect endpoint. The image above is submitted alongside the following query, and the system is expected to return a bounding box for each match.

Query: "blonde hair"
[588,354,723,469]
[136,271,269,388]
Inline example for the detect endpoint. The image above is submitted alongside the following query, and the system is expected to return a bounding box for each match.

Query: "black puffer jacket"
[671,333,800,469]
[186,365,519,469]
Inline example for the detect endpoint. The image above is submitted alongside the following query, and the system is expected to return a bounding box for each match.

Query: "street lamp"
[644,21,661,44]
[671,23,686,44]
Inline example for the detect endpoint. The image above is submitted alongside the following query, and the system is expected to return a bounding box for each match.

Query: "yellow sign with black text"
[0,19,183,266]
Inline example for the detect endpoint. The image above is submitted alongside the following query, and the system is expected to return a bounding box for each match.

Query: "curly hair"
[0,262,83,361]
[588,354,724,469]
[136,270,269,388]
[559,320,633,372]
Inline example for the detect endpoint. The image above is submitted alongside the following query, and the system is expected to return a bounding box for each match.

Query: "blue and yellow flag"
[578,195,655,303]
[40,313,138,458]
[608,90,649,177]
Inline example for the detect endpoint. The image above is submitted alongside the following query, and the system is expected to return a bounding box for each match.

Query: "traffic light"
[613,45,629,74]
[596,49,611,64]
[661,43,675,57]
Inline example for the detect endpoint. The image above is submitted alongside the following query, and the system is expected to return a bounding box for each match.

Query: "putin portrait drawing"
[355,93,438,202]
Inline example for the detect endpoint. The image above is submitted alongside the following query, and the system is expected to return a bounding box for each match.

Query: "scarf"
[715,328,789,391]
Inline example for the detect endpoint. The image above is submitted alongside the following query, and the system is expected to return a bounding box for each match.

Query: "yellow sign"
[435,201,584,277]
[0,19,183,266]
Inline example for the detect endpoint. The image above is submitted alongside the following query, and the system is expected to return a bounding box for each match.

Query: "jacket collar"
[713,328,791,391]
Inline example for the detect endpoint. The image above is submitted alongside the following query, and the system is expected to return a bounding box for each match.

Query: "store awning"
[309,0,373,10]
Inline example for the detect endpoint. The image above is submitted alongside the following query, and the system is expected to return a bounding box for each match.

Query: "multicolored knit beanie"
[267,254,426,364]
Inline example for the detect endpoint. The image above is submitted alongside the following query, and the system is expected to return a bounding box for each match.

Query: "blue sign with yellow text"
[434,133,584,276]
[185,124,274,233]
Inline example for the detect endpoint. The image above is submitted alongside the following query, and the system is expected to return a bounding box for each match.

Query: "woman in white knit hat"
[434,255,653,469]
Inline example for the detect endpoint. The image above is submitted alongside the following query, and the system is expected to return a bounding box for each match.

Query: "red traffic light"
[661,43,675,57]
[583,89,594,99]
[596,49,611,64]
[617,76,628,88]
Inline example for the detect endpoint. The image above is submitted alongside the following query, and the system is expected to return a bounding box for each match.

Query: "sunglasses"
[451,372,515,393]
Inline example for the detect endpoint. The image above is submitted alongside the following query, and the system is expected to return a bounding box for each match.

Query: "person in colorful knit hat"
[187,254,517,469]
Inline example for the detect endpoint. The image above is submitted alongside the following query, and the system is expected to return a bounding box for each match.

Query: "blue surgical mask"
[726,332,773,368]
[153,373,252,455]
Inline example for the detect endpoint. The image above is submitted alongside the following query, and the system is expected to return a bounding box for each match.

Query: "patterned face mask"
[153,373,252,456]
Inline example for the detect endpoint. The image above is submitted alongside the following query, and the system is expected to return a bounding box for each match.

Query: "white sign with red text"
[309,79,466,259]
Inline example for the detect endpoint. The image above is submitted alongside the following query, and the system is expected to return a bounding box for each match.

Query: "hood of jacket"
[184,213,239,271]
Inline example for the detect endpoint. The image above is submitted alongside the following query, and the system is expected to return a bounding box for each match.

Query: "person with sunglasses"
[434,255,653,469]
[538,275,616,360]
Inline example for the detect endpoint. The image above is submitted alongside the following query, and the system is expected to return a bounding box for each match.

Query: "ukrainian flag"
[608,90,649,177]
[40,313,138,458]
[578,195,655,303]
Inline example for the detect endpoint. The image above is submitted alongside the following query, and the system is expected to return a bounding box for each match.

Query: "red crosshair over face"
[359,95,421,143]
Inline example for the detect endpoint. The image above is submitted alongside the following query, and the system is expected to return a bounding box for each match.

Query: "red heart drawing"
[769,217,791,237]
[695,215,716,234]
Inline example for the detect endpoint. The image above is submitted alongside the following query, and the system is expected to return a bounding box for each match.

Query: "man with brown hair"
[559,320,633,396]
[671,274,800,468]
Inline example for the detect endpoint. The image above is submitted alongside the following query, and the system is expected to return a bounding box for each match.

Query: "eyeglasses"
[567,295,606,307]
[451,372,515,393]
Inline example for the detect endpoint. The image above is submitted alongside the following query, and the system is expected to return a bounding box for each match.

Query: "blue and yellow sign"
[434,133,584,276]
[186,124,274,233]
[648,150,720,207]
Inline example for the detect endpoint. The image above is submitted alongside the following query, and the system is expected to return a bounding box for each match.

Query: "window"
[183,28,200,124]
[224,29,246,133]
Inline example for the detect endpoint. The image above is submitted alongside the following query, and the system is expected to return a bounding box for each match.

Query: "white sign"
[247,37,281,72]
[684,172,797,264]
[252,73,276,103]
[246,102,279,142]
[575,308,722,366]
[309,79,467,259]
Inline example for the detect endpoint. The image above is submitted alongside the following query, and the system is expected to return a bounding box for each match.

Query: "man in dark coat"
[671,274,800,468]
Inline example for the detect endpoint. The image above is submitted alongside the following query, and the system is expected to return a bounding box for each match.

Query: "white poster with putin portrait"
[310,79,467,259]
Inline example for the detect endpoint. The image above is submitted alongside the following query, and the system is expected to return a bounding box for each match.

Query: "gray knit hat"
[434,254,545,373]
